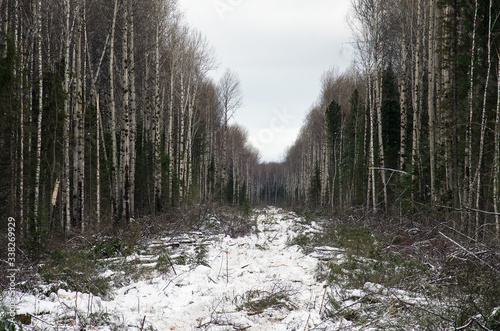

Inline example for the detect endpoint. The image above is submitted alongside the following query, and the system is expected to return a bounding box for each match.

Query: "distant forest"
[0,0,499,246]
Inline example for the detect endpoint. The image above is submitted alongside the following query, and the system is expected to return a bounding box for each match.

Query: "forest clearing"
[1,0,500,329]
[2,207,500,330]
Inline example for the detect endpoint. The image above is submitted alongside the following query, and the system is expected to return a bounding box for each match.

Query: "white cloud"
[178,0,354,162]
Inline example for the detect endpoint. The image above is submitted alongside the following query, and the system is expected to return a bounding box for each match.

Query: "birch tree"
[33,0,43,227]
[128,0,136,218]
[153,23,162,214]
[472,0,493,238]
[494,54,500,238]
[121,0,131,221]
[218,69,243,197]
[62,0,71,233]
[427,0,437,203]
[109,0,119,221]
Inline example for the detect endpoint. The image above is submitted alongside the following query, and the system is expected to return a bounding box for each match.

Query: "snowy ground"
[6,207,450,330]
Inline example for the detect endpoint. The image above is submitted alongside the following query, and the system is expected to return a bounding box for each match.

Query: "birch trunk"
[73,5,84,231]
[368,78,376,212]
[128,0,136,218]
[33,0,43,227]
[153,25,162,214]
[16,0,24,235]
[466,0,478,222]
[399,24,408,172]
[97,94,101,224]
[109,0,119,221]
[374,53,387,212]
[494,55,500,238]
[473,0,493,238]
[168,64,174,203]
[427,0,436,203]
[412,0,423,200]
[63,0,71,233]
[121,0,130,222]
[179,73,186,201]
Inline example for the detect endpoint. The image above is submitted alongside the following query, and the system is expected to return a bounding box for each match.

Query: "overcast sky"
[177,0,354,162]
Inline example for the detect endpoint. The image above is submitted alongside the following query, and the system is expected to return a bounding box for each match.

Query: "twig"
[303,313,311,331]
[26,313,55,327]
[439,232,499,273]
[139,315,146,331]
[456,317,492,331]
[166,253,177,275]
[319,286,327,315]
[369,167,409,175]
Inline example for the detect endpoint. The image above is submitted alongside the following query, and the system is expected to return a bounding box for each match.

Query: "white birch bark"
[73,5,84,231]
[494,55,500,238]
[63,0,71,233]
[473,0,493,237]
[368,78,376,212]
[168,63,174,203]
[428,0,436,203]
[399,7,408,173]
[97,94,101,224]
[109,0,119,221]
[179,73,186,200]
[33,0,43,226]
[466,0,479,215]
[374,52,387,212]
[121,0,130,221]
[128,0,136,217]
[153,24,162,214]
[16,0,24,234]
[412,0,423,199]
[153,25,162,214]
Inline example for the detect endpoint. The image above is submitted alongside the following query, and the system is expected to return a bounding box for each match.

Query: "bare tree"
[494,54,500,238]
[33,0,43,228]
[218,68,243,194]
[109,0,119,221]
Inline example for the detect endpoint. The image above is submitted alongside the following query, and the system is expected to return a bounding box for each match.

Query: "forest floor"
[2,207,500,330]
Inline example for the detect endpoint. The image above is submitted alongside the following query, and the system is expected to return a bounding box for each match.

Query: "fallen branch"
[139,315,146,331]
[247,310,264,316]
[369,167,409,175]
[27,313,54,327]
[438,232,499,273]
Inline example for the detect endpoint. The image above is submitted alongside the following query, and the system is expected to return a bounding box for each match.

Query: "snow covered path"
[15,207,337,330]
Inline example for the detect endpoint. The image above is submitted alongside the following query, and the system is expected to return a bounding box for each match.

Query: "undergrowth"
[290,217,500,330]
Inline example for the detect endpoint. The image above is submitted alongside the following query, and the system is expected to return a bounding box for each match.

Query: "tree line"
[0,0,262,244]
[1,0,500,247]
[258,0,500,241]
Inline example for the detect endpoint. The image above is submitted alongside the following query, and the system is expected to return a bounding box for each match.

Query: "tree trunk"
[33,0,43,230]
[97,94,101,224]
[374,52,387,212]
[153,24,162,214]
[494,54,500,238]
[16,0,24,236]
[427,0,436,204]
[73,4,84,232]
[63,0,71,234]
[109,0,119,221]
[466,0,479,228]
[168,64,174,204]
[121,0,130,222]
[368,78,376,212]
[399,9,408,173]
[128,0,136,218]
[179,73,186,201]
[473,0,492,238]
[412,0,423,201]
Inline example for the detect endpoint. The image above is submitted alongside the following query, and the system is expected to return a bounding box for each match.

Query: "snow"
[6,207,436,330]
